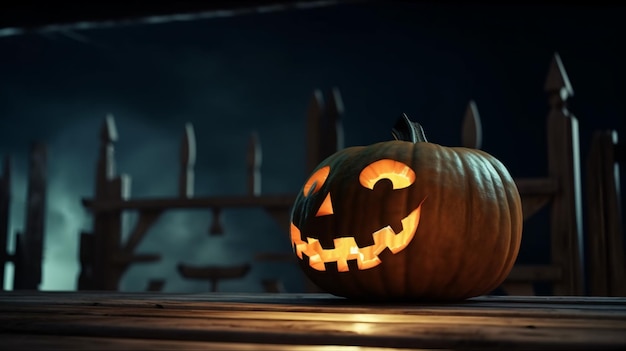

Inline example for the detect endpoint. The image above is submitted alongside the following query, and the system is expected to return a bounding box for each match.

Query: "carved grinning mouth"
[290,203,423,272]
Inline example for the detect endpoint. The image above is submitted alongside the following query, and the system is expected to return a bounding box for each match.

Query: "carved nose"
[315,193,334,217]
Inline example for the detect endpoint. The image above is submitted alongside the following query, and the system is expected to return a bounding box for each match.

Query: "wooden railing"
[78,89,344,292]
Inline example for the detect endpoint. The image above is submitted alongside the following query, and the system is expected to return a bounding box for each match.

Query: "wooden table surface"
[1,291,625,350]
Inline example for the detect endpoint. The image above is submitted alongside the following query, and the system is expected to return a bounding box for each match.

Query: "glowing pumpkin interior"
[290,159,424,272]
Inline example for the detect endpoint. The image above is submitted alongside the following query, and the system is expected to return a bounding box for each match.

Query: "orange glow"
[359,159,415,190]
[290,203,423,272]
[316,193,334,217]
[303,166,330,197]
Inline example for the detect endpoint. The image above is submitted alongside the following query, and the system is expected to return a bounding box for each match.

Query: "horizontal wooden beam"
[506,264,563,282]
[112,254,161,265]
[83,194,296,212]
[515,178,558,196]
[255,252,295,262]
[178,264,251,280]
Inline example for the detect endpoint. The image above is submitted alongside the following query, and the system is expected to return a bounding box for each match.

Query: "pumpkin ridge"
[411,143,445,298]
[400,142,417,297]
[455,149,481,299]
[435,147,473,299]
[458,151,508,298]
[477,155,513,296]
[482,157,523,294]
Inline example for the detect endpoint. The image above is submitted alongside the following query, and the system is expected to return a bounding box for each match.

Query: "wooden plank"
[0,335,438,351]
[0,294,624,350]
[1,292,625,316]
[83,194,296,212]
[3,297,626,321]
[2,290,624,305]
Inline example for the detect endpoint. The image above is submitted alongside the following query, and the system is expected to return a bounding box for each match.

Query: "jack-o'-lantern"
[290,114,522,301]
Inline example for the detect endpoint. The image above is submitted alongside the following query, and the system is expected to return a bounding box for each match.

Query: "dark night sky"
[0,2,624,292]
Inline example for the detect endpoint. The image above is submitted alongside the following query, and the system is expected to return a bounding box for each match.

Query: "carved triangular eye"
[359,159,415,190]
[316,193,334,217]
[303,165,330,197]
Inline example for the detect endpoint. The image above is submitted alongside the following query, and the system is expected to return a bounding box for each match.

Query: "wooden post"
[321,87,345,160]
[13,143,47,290]
[0,156,10,290]
[586,130,626,296]
[461,100,482,149]
[544,53,584,296]
[179,123,196,199]
[81,115,131,290]
[305,89,324,176]
[247,131,261,196]
[77,230,94,290]
[305,87,345,176]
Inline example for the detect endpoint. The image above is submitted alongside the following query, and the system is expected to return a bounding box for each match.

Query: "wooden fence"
[462,53,584,296]
[586,129,626,296]
[78,88,344,291]
[77,53,597,294]
[2,53,622,296]
[0,143,47,290]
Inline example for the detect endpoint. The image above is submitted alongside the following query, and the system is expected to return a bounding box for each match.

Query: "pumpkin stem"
[391,113,428,143]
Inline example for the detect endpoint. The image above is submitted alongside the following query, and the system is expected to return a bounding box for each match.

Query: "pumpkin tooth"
[290,204,422,272]
[317,235,336,250]
[353,231,375,248]
[389,220,404,235]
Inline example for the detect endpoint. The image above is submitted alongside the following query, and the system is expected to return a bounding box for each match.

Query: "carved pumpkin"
[290,115,523,301]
